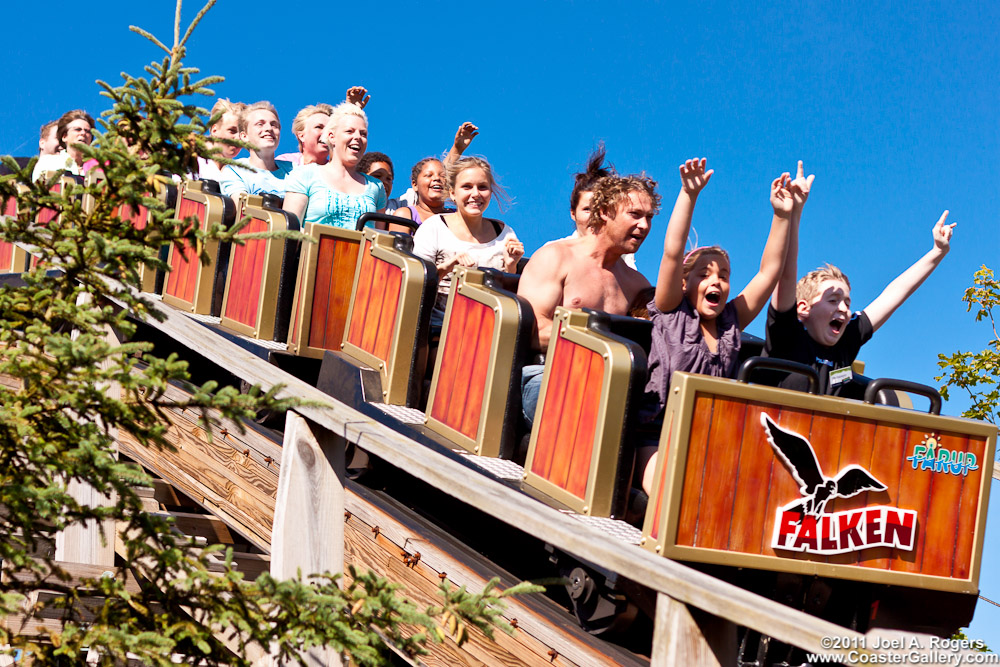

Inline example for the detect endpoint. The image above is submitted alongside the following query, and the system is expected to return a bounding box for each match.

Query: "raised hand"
[932,210,956,253]
[679,158,713,196]
[788,160,815,209]
[770,173,794,217]
[503,237,525,270]
[453,122,479,154]
[345,86,370,109]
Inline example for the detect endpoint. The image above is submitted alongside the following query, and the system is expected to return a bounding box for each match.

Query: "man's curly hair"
[588,174,661,232]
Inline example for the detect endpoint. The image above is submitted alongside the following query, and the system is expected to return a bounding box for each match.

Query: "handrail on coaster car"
[2,177,996,662]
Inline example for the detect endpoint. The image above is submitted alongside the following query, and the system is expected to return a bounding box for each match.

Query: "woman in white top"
[412,156,524,325]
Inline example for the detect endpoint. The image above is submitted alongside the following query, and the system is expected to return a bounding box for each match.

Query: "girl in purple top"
[639,157,799,494]
[392,157,452,225]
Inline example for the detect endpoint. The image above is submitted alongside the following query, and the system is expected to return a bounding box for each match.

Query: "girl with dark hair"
[547,145,638,269]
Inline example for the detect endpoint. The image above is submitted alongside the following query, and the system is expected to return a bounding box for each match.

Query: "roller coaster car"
[642,362,995,635]
[83,184,991,641]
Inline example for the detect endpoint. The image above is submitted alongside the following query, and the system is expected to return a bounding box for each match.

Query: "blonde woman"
[282,103,386,228]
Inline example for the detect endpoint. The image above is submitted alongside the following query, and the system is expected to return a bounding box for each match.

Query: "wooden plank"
[323,237,358,350]
[309,236,336,347]
[529,332,572,480]
[271,413,345,583]
[890,428,931,574]
[117,288,932,659]
[116,391,280,551]
[695,397,746,551]
[565,349,602,500]
[55,315,118,567]
[860,422,907,570]
[954,435,990,578]
[676,394,714,547]
[342,488,638,667]
[459,301,494,441]
[919,433,967,577]
[726,401,773,553]
[373,264,402,363]
[450,299,488,436]
[760,407,813,557]
[650,593,735,667]
[828,418,878,566]
[162,511,235,544]
[549,345,593,492]
[429,294,468,426]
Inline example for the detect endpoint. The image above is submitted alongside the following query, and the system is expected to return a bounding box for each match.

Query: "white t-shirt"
[412,213,519,310]
[195,157,228,183]
[32,151,82,181]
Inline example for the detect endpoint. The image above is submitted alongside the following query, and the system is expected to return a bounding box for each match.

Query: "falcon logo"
[761,413,917,556]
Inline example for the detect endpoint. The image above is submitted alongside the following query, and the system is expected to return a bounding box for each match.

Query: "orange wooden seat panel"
[222,217,268,327]
[0,242,13,270]
[37,181,62,226]
[529,334,603,499]
[345,240,402,359]
[286,224,363,358]
[164,197,205,304]
[428,294,495,440]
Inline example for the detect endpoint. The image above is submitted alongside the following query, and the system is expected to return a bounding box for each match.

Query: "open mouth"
[829,319,844,334]
[705,290,722,306]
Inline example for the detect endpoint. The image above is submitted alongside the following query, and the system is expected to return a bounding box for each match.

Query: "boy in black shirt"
[764,161,955,394]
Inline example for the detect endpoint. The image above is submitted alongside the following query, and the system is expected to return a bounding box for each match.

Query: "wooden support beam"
[159,511,236,544]
[269,412,346,667]
[55,312,120,566]
[271,412,345,582]
[651,593,735,667]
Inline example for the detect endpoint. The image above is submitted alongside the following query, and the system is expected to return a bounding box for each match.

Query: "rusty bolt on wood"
[344,511,351,520]
[510,618,518,629]
[263,456,273,465]
[372,525,380,537]
[548,649,558,662]
[438,572,447,581]
[409,552,420,568]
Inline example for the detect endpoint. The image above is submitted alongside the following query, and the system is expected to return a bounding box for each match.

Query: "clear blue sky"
[3,0,998,648]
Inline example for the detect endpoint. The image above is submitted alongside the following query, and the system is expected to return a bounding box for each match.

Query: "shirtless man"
[517,173,660,426]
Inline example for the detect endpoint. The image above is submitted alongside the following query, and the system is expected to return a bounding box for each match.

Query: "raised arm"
[444,122,479,165]
[345,86,370,109]
[734,173,793,328]
[654,158,713,312]
[862,211,955,331]
[517,244,568,350]
[772,160,815,311]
